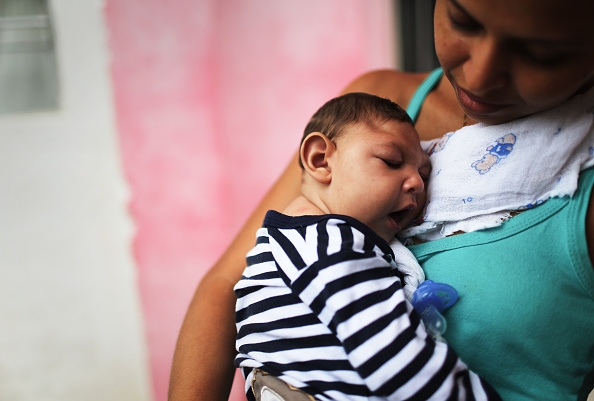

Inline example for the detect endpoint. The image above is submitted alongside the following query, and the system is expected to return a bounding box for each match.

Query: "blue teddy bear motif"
[472,133,517,174]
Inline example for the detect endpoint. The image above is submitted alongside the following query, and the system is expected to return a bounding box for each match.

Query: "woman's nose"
[463,37,509,94]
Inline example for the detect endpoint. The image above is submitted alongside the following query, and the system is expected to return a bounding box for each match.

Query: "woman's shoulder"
[341,69,430,108]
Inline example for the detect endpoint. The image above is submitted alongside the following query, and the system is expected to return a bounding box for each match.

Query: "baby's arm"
[272,220,500,400]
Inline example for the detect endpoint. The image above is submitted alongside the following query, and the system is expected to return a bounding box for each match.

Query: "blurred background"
[0,0,437,400]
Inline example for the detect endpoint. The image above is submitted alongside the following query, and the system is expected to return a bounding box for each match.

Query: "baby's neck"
[282,195,327,217]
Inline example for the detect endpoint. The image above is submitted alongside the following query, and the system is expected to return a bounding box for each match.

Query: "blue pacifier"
[411,280,459,339]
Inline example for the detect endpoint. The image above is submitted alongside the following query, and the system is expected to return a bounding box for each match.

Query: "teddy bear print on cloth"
[400,87,594,241]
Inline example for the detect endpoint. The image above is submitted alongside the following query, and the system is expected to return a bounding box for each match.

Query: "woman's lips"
[457,87,510,115]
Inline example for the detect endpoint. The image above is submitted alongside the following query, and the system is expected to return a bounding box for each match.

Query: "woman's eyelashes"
[449,15,481,33]
[447,2,481,34]
[520,45,570,67]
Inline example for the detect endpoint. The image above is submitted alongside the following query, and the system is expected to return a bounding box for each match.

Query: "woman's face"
[434,0,594,125]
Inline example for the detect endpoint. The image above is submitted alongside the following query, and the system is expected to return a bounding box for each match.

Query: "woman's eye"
[522,48,568,67]
[447,8,481,33]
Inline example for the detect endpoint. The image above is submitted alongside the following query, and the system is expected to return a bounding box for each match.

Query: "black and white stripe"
[235,211,500,400]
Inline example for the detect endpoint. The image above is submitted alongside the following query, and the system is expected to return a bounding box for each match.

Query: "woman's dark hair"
[299,92,413,167]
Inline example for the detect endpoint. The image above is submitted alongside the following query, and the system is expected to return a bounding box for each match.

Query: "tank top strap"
[406,67,443,123]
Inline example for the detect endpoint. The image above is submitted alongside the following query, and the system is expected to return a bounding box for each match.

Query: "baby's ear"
[300,132,334,184]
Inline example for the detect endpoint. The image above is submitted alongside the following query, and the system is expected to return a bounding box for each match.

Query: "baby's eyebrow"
[379,142,402,153]
[377,144,405,160]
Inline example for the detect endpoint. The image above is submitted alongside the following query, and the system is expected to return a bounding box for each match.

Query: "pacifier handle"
[411,280,459,338]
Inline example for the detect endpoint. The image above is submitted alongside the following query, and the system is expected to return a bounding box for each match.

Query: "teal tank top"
[406,67,443,121]
[407,68,594,400]
[410,169,594,400]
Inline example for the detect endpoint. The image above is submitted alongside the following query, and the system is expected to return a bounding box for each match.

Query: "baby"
[234,92,499,401]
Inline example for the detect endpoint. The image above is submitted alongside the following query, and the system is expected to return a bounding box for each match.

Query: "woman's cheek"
[515,67,590,118]
[434,26,465,76]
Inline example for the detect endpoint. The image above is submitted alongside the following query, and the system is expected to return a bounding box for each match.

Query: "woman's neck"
[414,75,472,141]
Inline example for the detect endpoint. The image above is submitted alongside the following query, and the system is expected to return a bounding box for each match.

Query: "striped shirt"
[235,210,500,401]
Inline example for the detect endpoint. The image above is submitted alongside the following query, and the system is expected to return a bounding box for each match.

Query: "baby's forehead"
[342,124,427,160]
[341,119,414,138]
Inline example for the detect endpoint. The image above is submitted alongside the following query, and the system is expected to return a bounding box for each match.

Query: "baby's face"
[326,120,430,242]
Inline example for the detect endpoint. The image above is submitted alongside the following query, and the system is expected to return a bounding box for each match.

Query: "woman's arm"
[168,153,302,401]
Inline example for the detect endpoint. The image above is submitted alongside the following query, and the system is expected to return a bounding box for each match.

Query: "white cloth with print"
[399,87,594,241]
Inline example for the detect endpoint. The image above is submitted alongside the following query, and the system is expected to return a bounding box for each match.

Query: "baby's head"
[299,93,430,242]
[299,92,414,168]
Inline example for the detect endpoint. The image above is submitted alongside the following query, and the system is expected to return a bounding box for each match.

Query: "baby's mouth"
[389,203,418,228]
[387,213,401,233]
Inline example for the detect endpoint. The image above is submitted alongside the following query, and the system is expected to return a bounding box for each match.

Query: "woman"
[169,0,594,400]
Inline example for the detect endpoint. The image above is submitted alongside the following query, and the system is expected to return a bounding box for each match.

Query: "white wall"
[0,1,152,400]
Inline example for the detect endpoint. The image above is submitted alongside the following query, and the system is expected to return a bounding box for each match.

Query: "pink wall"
[103,1,396,400]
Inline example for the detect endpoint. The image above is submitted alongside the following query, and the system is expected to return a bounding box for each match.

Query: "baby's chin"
[374,224,400,244]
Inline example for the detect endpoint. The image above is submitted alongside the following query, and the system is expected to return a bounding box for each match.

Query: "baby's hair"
[300,92,413,168]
